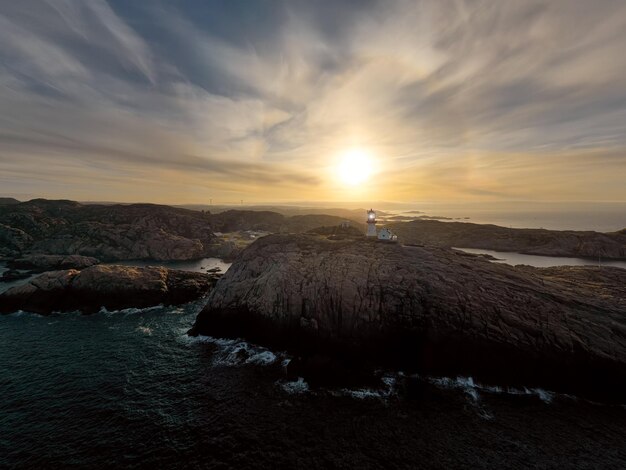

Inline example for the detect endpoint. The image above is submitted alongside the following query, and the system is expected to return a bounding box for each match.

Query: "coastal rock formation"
[0,269,32,282]
[190,234,626,400]
[208,210,354,233]
[0,199,354,262]
[388,219,626,260]
[0,265,218,314]
[8,254,99,272]
[0,199,216,261]
[0,223,33,258]
[307,224,364,239]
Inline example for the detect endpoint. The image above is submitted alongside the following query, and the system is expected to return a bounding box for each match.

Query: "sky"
[1,0,625,205]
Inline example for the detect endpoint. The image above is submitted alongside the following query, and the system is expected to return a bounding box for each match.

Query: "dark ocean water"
[1,302,626,469]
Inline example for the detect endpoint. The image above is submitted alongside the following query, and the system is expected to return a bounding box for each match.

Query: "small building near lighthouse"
[377,227,398,242]
[366,208,377,237]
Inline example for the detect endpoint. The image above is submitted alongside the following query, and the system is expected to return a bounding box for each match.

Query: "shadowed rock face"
[190,234,626,401]
[0,265,218,314]
[0,223,32,257]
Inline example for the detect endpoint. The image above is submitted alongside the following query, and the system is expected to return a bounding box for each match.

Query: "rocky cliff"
[388,219,626,260]
[208,210,352,233]
[0,265,218,314]
[0,199,355,261]
[190,234,626,401]
[0,199,216,260]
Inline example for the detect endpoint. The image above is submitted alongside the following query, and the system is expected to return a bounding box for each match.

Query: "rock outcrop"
[388,220,626,260]
[0,199,216,261]
[190,234,626,401]
[307,224,364,239]
[0,199,356,262]
[8,254,99,272]
[0,223,33,258]
[207,210,353,233]
[0,265,218,314]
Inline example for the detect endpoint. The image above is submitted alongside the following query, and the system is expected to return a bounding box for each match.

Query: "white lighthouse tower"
[366,208,377,237]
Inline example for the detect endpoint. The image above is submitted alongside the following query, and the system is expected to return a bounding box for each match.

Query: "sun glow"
[336,148,374,186]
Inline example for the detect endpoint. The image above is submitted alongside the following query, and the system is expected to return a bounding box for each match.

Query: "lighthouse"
[366,208,377,237]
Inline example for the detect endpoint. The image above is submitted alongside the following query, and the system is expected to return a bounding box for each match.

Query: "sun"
[336,148,374,186]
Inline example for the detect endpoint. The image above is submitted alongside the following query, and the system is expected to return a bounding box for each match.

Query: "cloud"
[0,0,625,203]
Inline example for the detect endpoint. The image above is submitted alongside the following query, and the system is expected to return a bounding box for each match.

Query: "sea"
[1,257,625,467]
[379,201,626,232]
[2,302,626,468]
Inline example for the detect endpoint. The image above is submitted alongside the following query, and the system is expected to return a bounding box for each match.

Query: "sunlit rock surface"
[191,234,626,400]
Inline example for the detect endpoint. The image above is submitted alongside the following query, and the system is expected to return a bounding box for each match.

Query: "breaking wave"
[184,334,281,367]
[426,375,555,404]
[279,377,310,394]
[98,305,165,316]
[180,334,614,411]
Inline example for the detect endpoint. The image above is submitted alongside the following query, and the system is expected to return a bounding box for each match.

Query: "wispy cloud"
[0,0,625,203]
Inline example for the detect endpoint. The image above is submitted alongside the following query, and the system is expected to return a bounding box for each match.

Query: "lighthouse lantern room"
[366,208,377,237]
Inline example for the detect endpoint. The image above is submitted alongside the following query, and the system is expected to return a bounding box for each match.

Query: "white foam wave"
[245,350,278,366]
[7,310,38,317]
[279,377,309,394]
[98,305,165,316]
[181,334,563,406]
[427,375,554,404]
[183,334,279,367]
[335,375,398,401]
[136,326,153,335]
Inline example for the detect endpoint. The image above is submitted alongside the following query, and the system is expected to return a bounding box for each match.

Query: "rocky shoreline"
[389,219,626,260]
[0,265,219,314]
[190,234,626,401]
[0,254,100,282]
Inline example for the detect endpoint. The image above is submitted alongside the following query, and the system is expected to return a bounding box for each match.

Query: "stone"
[190,234,626,401]
[8,254,99,272]
[388,220,626,260]
[0,265,219,314]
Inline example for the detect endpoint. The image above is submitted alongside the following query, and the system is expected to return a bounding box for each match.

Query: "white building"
[377,227,398,242]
